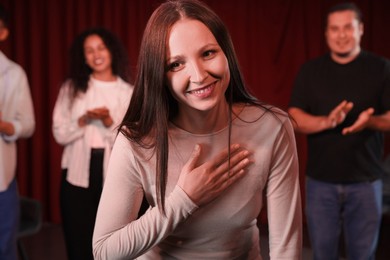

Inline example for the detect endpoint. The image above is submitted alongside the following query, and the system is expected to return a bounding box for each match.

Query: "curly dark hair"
[68,27,132,98]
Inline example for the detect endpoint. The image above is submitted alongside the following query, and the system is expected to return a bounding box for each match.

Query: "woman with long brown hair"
[93,1,302,259]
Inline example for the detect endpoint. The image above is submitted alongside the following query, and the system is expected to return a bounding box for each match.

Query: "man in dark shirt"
[289,2,390,260]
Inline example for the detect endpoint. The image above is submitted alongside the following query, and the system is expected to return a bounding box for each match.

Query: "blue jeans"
[306,178,382,260]
[0,178,19,260]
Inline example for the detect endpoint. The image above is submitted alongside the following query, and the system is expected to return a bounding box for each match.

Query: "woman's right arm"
[52,83,85,145]
[92,132,199,259]
[93,134,251,259]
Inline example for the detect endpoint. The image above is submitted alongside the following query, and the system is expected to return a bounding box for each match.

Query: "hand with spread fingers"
[342,107,374,135]
[327,100,354,129]
[177,144,251,206]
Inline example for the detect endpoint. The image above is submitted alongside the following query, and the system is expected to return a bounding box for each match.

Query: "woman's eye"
[203,50,216,58]
[168,62,182,71]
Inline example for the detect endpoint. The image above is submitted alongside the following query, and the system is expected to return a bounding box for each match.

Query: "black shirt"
[289,51,390,183]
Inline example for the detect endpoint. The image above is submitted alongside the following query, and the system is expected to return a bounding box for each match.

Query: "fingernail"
[232,144,240,149]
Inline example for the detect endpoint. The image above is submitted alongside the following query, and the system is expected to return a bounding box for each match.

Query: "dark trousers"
[60,149,103,260]
[0,178,19,260]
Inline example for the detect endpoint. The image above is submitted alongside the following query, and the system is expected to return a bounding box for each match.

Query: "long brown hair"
[120,0,260,212]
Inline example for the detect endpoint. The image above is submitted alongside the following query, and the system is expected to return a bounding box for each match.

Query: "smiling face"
[84,34,113,76]
[326,10,363,63]
[165,18,230,117]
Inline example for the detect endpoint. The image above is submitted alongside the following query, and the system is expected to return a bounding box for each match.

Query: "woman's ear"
[0,26,9,41]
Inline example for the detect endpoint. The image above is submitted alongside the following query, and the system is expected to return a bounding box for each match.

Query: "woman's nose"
[188,61,207,84]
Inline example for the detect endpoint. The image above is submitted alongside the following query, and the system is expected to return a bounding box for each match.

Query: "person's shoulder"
[61,79,73,89]
[0,52,27,76]
[117,127,155,160]
[305,53,328,63]
[299,53,330,71]
[360,50,390,71]
[238,103,289,125]
[117,76,135,90]
[361,50,390,63]
[57,79,75,96]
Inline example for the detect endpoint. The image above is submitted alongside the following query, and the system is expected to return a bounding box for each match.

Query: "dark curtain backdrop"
[1,0,389,223]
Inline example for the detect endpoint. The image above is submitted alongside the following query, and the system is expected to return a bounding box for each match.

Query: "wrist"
[321,116,335,131]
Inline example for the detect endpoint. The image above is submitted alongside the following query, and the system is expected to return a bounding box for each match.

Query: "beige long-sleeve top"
[93,105,302,259]
[0,51,35,191]
[52,76,133,188]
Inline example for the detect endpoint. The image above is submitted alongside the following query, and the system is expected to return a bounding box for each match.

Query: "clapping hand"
[326,100,374,135]
[78,106,113,127]
[342,107,374,135]
[327,100,354,128]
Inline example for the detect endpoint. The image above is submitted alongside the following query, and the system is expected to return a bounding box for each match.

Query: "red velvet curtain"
[1,0,389,223]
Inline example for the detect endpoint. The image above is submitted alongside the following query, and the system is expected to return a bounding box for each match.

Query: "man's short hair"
[326,2,363,25]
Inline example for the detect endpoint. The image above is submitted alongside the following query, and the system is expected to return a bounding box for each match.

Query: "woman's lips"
[187,82,216,98]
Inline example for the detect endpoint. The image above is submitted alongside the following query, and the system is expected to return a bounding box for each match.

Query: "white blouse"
[52,76,133,188]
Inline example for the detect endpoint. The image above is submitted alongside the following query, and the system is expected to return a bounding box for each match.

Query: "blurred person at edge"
[0,3,35,260]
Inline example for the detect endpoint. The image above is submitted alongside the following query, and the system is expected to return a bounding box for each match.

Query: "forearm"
[93,133,199,259]
[93,186,198,259]
[367,111,390,131]
[288,107,332,134]
[52,121,85,145]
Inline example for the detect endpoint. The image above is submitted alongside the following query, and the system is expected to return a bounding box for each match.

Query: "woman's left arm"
[266,118,302,260]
